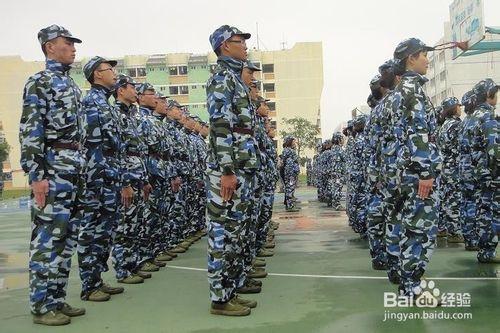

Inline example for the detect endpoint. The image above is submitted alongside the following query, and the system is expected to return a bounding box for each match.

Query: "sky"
[1,0,499,138]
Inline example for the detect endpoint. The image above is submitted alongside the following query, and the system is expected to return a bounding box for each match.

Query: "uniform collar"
[116,100,131,113]
[91,84,112,98]
[217,56,244,74]
[402,70,428,85]
[46,59,72,74]
[478,102,495,112]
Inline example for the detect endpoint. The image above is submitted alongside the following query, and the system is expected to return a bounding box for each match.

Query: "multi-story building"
[0,42,323,188]
[425,22,500,106]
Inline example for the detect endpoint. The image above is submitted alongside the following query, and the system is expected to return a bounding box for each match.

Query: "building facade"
[425,22,500,107]
[0,42,323,188]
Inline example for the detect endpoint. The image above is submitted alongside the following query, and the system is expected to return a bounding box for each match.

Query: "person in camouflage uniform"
[344,120,356,223]
[111,75,150,285]
[458,90,481,251]
[326,133,346,210]
[365,65,393,270]
[306,159,313,186]
[391,38,442,297]
[350,115,367,236]
[436,97,464,243]
[468,79,499,263]
[20,25,87,325]
[282,136,300,212]
[316,141,330,202]
[206,25,259,316]
[78,56,125,302]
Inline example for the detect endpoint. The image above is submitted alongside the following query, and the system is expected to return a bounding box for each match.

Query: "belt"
[233,127,254,136]
[126,151,141,157]
[151,152,170,160]
[103,150,117,158]
[47,141,81,151]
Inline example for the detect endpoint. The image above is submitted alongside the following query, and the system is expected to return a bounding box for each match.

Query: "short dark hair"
[41,44,48,56]
[214,46,222,57]
[379,67,396,89]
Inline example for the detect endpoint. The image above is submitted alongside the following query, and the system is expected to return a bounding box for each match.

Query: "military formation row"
[309,37,498,301]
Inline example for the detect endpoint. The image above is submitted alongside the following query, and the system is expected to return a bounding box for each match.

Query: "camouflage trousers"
[112,180,145,280]
[397,172,438,296]
[145,175,171,258]
[460,185,480,247]
[240,171,264,286]
[366,189,386,265]
[206,169,256,302]
[476,186,498,261]
[185,178,200,237]
[438,173,462,236]
[196,182,207,231]
[256,179,277,252]
[77,178,120,296]
[350,173,367,234]
[326,174,343,208]
[29,173,86,315]
[168,181,187,247]
[284,174,297,209]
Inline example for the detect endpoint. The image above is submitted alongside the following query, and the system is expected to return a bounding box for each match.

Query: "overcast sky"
[1,0,499,137]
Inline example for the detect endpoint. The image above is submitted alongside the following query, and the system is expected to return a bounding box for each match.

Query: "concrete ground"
[0,187,498,333]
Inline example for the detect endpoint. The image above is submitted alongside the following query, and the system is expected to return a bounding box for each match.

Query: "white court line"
[167,265,499,281]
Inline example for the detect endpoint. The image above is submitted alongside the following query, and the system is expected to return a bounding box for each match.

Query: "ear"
[44,41,56,55]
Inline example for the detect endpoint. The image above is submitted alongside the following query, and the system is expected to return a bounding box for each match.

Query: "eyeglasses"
[227,39,246,45]
[97,67,116,73]
[141,93,156,96]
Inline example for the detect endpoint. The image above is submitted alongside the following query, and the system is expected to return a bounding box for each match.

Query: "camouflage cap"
[136,82,155,95]
[167,99,182,109]
[155,92,170,99]
[346,120,354,128]
[370,74,381,86]
[473,78,498,99]
[38,24,82,45]
[209,25,251,51]
[378,59,395,74]
[434,105,444,120]
[441,97,461,111]
[112,74,139,91]
[461,90,477,112]
[83,56,117,80]
[244,61,261,72]
[394,38,434,60]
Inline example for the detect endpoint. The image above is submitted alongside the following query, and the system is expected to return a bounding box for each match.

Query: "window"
[169,86,179,95]
[202,85,206,89]
[201,65,207,69]
[178,66,188,75]
[179,86,189,94]
[438,52,445,62]
[439,70,446,81]
[137,68,146,77]
[267,102,276,111]
[192,85,197,89]
[169,66,178,75]
[263,83,275,92]
[262,64,274,73]
[127,68,136,77]
[190,66,196,70]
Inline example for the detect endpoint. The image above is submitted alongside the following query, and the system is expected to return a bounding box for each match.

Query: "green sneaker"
[478,256,500,264]
[153,260,166,267]
[210,299,251,316]
[257,248,274,258]
[248,268,268,279]
[447,234,465,243]
[252,259,266,267]
[140,262,160,272]
[170,246,186,254]
[247,278,263,287]
[134,271,151,279]
[33,310,70,326]
[232,295,257,308]
[118,275,144,284]
[84,289,110,302]
[437,230,447,238]
[60,303,86,317]
[179,241,191,249]
[264,241,276,249]
[100,283,124,295]
[165,250,178,258]
[156,253,173,261]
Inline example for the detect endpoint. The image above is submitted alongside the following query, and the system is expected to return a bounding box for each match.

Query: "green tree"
[0,138,10,172]
[279,117,319,165]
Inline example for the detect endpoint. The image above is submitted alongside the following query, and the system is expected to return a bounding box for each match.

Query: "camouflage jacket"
[325,146,346,177]
[437,116,461,178]
[206,56,260,175]
[351,133,365,179]
[391,71,442,179]
[192,133,208,182]
[115,101,148,186]
[365,95,389,187]
[20,59,87,183]
[282,147,300,177]
[163,119,190,179]
[83,85,121,187]
[470,103,498,185]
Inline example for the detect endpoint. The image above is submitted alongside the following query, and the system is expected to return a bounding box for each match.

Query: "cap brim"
[106,60,118,67]
[63,36,82,43]
[423,46,435,51]
[236,32,251,39]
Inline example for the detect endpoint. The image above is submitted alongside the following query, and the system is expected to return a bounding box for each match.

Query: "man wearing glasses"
[206,25,259,316]
[78,56,125,303]
[20,24,87,326]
